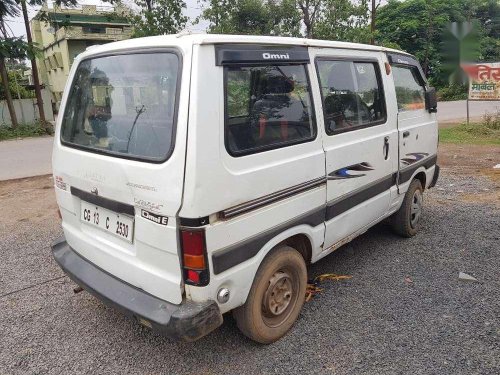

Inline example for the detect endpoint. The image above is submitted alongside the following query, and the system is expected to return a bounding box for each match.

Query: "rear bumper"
[428,164,440,188]
[51,236,223,342]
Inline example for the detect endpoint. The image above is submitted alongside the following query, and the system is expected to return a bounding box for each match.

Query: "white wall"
[0,89,54,126]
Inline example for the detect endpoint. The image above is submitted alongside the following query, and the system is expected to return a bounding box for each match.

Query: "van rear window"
[61,52,179,162]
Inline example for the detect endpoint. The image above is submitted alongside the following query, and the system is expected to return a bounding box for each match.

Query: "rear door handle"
[403,131,410,138]
[384,136,390,160]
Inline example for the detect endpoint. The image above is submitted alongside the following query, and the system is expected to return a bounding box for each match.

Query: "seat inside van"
[226,65,314,154]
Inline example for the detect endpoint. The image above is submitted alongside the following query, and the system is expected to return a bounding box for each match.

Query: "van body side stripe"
[212,207,325,274]
[398,154,437,184]
[326,174,397,221]
[211,155,437,274]
[221,177,326,219]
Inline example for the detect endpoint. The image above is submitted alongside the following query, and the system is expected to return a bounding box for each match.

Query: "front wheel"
[233,245,307,344]
[391,178,424,237]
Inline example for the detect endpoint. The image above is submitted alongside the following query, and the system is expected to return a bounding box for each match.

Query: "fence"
[0,89,54,126]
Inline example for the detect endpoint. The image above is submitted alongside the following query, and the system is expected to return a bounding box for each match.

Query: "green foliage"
[200,0,302,36]
[0,70,35,100]
[439,112,500,145]
[376,0,500,89]
[482,111,500,131]
[130,0,188,37]
[0,37,38,60]
[0,122,47,141]
[227,78,250,116]
[379,41,402,50]
[0,0,20,18]
[436,84,467,101]
[314,0,370,42]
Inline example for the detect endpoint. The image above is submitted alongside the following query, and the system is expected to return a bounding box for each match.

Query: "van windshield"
[61,52,179,162]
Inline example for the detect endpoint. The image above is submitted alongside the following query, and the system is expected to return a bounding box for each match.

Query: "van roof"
[80,33,412,59]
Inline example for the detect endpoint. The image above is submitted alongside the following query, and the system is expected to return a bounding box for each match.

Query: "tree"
[19,0,46,130]
[0,1,21,128]
[376,0,499,87]
[0,68,35,100]
[127,0,188,37]
[473,0,500,62]
[200,0,301,36]
[199,0,237,34]
[297,0,322,38]
[14,0,77,133]
[314,0,370,42]
[369,0,382,44]
[0,54,18,128]
[377,0,457,81]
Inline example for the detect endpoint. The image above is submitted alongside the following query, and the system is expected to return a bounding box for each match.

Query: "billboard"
[462,63,500,101]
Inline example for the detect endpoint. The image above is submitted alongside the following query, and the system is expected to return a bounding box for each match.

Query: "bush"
[482,110,500,131]
[436,84,468,101]
[0,122,47,141]
[0,70,35,100]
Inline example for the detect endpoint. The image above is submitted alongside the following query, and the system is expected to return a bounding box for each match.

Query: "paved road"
[0,136,53,180]
[437,100,500,123]
[0,99,497,181]
[0,169,499,374]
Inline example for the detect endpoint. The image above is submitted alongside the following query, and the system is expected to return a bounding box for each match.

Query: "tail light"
[180,229,209,286]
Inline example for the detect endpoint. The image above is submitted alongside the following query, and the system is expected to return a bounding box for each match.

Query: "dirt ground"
[0,175,57,230]
[437,143,500,205]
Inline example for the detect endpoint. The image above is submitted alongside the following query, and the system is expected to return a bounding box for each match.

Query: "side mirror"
[425,87,438,113]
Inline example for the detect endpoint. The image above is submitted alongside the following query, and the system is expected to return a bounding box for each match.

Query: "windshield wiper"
[126,105,147,153]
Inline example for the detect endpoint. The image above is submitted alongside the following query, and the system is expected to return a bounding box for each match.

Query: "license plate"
[80,201,134,243]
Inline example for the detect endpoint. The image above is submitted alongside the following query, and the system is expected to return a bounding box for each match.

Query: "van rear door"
[53,50,187,304]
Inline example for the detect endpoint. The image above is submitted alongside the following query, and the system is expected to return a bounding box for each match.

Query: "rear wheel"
[391,178,424,237]
[233,245,307,344]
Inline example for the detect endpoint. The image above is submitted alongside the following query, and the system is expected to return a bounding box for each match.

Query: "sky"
[4,0,207,39]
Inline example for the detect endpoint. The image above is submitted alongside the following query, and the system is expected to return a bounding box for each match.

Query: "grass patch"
[0,122,48,141]
[439,111,500,145]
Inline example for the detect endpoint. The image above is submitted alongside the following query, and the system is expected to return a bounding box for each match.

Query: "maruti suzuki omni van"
[51,34,439,343]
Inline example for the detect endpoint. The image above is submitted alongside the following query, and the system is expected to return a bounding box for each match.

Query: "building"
[31,3,133,109]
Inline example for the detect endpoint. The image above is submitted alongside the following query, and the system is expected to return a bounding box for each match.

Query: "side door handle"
[384,136,390,160]
[403,131,410,138]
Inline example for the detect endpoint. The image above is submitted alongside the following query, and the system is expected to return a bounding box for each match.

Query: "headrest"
[327,62,355,92]
[263,74,295,94]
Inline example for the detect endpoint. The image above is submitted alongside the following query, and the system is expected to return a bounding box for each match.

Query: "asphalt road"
[0,169,499,374]
[437,100,500,123]
[0,136,53,181]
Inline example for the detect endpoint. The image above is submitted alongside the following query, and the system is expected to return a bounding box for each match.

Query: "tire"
[233,245,307,344]
[391,178,424,237]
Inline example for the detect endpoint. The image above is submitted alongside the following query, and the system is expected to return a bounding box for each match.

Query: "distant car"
[51,34,439,344]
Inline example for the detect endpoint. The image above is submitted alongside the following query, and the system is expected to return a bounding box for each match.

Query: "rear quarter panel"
[181,44,327,311]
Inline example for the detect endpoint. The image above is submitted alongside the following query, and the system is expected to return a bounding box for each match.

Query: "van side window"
[316,60,386,134]
[392,65,425,112]
[225,64,316,156]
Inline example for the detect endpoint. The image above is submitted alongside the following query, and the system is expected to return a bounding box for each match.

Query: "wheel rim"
[261,269,298,328]
[410,189,423,228]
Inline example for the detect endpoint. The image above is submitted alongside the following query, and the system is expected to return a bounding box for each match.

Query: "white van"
[51,34,439,343]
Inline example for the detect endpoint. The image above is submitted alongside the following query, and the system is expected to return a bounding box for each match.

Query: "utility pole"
[20,0,50,132]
